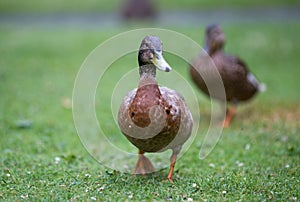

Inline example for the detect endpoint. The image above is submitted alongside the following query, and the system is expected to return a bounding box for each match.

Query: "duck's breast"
[118,85,192,152]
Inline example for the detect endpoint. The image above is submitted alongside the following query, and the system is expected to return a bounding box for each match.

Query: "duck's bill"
[152,51,172,72]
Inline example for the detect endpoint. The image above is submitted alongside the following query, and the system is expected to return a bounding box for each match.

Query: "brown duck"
[190,25,265,127]
[118,36,193,182]
[120,0,156,20]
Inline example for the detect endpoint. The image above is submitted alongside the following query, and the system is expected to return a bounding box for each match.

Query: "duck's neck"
[205,42,224,56]
[138,64,157,87]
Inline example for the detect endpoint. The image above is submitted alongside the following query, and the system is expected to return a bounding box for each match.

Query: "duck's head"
[138,36,172,74]
[205,24,225,54]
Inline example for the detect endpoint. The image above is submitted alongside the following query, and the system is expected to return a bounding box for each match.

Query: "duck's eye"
[149,49,155,59]
[149,52,154,59]
[154,50,162,59]
[155,54,160,60]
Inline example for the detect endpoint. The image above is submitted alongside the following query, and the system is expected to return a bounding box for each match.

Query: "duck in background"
[118,36,193,182]
[120,0,156,21]
[190,24,265,127]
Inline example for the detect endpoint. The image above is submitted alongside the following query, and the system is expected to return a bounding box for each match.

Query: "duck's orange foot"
[165,153,177,183]
[223,105,236,128]
[222,117,230,128]
[162,177,174,184]
[134,153,155,175]
[166,176,174,183]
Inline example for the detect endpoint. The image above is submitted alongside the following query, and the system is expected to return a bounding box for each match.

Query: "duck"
[118,36,193,182]
[120,0,156,21]
[190,24,265,127]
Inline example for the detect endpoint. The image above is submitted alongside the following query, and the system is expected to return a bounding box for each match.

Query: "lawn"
[0,22,299,200]
[0,0,299,13]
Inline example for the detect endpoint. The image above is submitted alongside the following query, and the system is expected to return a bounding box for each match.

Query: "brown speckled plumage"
[190,25,264,127]
[118,36,193,181]
[125,84,181,152]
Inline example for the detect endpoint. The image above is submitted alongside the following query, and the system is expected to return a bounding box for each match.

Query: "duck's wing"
[221,54,265,101]
[228,54,263,88]
[118,88,137,132]
[159,87,193,153]
[230,55,266,91]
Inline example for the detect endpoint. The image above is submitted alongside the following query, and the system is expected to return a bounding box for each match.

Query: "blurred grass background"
[0,0,299,13]
[0,0,299,201]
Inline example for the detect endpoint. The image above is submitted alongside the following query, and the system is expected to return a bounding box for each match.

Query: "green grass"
[0,0,299,13]
[1,23,300,201]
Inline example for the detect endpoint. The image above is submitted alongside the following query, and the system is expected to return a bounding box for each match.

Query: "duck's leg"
[223,103,237,128]
[134,150,155,175]
[167,151,178,183]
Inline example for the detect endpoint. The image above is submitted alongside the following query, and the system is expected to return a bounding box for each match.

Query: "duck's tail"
[247,73,267,93]
[258,82,267,92]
